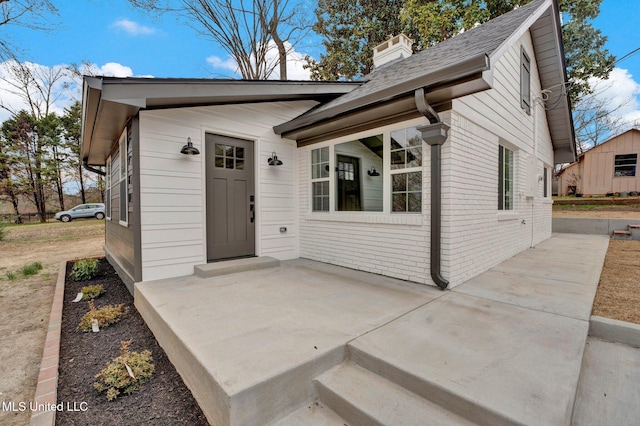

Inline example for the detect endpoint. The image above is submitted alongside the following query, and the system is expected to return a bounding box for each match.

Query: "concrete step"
[315,362,475,426]
[194,256,280,278]
[612,230,632,240]
[270,402,347,426]
[629,225,640,240]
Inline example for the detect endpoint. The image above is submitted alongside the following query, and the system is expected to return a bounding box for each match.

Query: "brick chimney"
[373,34,413,68]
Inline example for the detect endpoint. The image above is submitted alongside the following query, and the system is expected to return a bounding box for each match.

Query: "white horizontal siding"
[138,100,317,281]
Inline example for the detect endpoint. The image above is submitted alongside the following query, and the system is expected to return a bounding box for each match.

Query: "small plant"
[0,225,6,241]
[20,262,43,276]
[6,272,16,281]
[71,258,99,281]
[77,301,129,332]
[94,340,154,401]
[81,284,106,300]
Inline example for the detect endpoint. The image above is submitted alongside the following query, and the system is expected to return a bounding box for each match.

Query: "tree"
[0,121,22,223]
[310,0,615,104]
[400,0,614,104]
[0,0,58,60]
[61,101,88,204]
[1,111,48,222]
[127,0,307,80]
[306,0,411,80]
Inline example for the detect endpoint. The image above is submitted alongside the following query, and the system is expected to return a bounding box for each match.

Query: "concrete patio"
[135,233,613,426]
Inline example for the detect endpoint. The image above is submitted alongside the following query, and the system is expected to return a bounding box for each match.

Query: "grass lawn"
[0,220,104,426]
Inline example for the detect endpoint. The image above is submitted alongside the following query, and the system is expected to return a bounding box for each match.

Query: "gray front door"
[206,134,255,261]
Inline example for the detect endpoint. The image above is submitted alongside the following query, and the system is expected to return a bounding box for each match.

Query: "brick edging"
[29,261,67,426]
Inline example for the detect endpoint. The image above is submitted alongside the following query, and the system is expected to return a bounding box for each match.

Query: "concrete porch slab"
[348,292,589,426]
[135,259,442,426]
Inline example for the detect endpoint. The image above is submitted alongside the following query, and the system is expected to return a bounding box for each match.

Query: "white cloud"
[111,19,157,36]
[0,60,150,123]
[206,55,239,75]
[587,67,640,128]
[206,41,312,80]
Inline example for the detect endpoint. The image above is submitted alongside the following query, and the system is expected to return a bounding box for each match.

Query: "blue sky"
[1,0,639,126]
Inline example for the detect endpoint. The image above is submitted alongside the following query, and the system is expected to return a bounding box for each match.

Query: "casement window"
[521,47,531,115]
[614,154,637,177]
[311,147,329,212]
[498,145,514,210]
[118,129,129,226]
[105,156,112,220]
[390,127,422,212]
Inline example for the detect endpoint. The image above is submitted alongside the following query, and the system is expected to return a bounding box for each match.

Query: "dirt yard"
[592,239,640,324]
[0,220,104,426]
[552,200,640,218]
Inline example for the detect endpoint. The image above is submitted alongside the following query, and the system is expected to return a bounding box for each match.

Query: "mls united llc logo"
[1,401,88,412]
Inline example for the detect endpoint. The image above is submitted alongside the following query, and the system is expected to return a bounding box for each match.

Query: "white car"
[55,203,106,222]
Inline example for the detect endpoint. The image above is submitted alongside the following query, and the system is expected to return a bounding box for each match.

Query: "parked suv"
[55,203,105,222]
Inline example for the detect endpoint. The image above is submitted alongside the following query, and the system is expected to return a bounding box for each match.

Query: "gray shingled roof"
[277,0,547,131]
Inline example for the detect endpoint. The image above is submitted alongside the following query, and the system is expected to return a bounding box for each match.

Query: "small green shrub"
[20,262,43,276]
[77,301,129,332]
[94,340,154,401]
[6,272,16,281]
[71,258,99,281]
[0,225,6,241]
[81,284,106,300]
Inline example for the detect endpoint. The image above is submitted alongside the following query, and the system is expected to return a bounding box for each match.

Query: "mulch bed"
[56,258,209,425]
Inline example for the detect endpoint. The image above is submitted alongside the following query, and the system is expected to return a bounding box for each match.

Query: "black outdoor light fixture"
[268,152,283,166]
[367,166,380,176]
[181,137,200,155]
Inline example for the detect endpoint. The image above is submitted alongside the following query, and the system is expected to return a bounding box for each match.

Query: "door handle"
[250,201,255,223]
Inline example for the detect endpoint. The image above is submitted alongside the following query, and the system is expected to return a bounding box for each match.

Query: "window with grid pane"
[214,143,245,170]
[499,145,514,210]
[311,147,329,211]
[390,127,422,212]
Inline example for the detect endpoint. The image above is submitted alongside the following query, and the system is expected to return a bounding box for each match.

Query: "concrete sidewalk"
[345,233,609,425]
[136,233,613,425]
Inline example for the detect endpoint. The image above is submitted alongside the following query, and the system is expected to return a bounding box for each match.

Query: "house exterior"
[557,128,640,196]
[81,0,575,292]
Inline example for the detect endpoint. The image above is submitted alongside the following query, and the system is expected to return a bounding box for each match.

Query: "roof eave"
[274,53,490,137]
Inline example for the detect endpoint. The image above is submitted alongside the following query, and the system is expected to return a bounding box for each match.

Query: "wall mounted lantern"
[180,137,200,155]
[367,166,380,176]
[268,152,283,166]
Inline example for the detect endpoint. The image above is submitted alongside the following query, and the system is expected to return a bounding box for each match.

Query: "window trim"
[499,145,514,211]
[105,155,112,221]
[118,129,129,227]
[521,47,531,115]
[307,119,426,217]
[311,146,330,212]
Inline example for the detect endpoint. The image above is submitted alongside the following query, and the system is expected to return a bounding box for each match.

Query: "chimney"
[373,34,413,68]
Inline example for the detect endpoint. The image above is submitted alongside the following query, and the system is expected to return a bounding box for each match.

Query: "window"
[499,145,514,210]
[614,154,637,177]
[391,127,422,212]
[118,130,128,226]
[543,167,549,197]
[311,147,329,211]
[105,156,112,220]
[335,135,383,212]
[215,143,244,170]
[521,48,531,115]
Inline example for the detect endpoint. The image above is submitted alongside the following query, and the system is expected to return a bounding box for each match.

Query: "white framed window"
[118,129,129,226]
[499,145,514,210]
[614,154,637,177]
[543,166,550,198]
[390,127,422,212]
[105,155,112,220]
[521,47,531,115]
[311,147,329,212]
